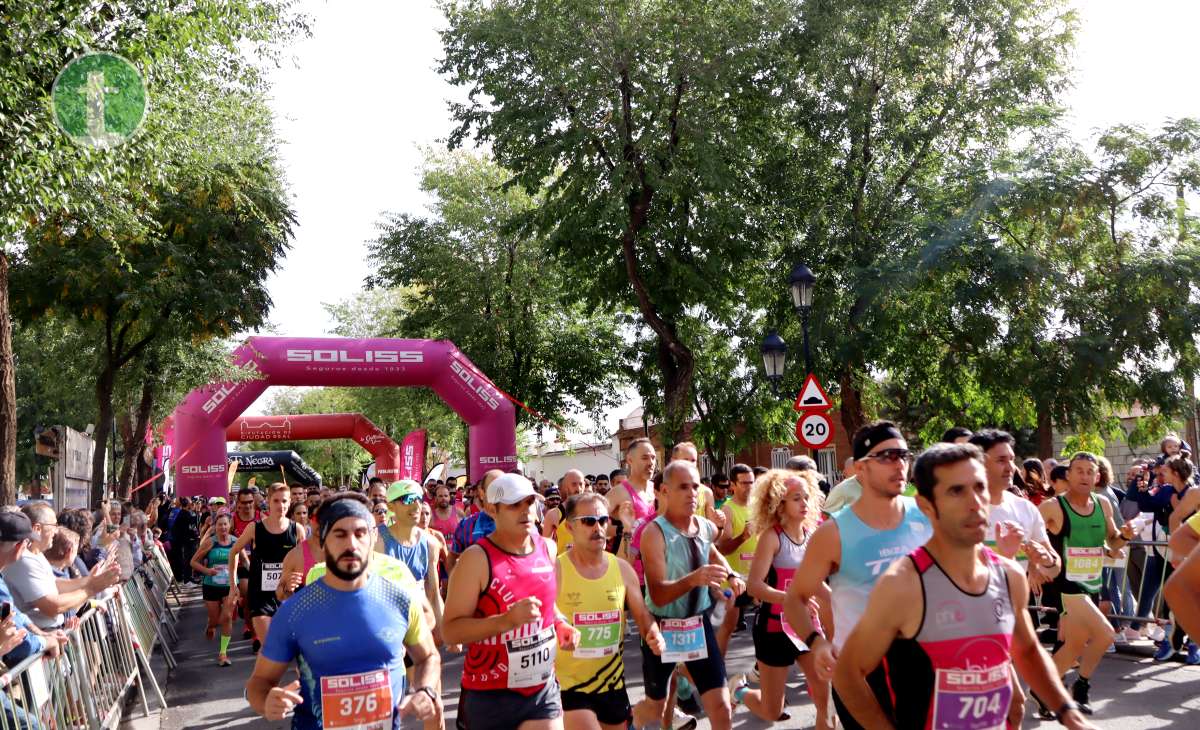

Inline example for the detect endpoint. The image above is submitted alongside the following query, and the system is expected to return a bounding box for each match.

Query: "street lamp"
[788,263,816,375]
[760,331,787,396]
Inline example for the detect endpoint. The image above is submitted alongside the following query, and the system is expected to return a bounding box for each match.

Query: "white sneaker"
[728,673,748,708]
[1122,627,1142,642]
[1105,642,1116,653]
[1113,631,1128,645]
[1148,624,1167,642]
[671,707,698,730]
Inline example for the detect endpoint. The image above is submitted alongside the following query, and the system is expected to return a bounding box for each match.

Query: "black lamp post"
[760,331,787,396]
[788,263,816,376]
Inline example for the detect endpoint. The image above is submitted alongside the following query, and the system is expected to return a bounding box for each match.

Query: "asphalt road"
[126,584,1200,729]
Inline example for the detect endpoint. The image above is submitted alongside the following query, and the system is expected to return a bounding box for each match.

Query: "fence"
[0,543,177,729]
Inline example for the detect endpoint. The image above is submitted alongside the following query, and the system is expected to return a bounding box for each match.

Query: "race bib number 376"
[320,669,393,729]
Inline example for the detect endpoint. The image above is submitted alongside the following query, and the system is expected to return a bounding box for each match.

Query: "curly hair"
[748,468,823,536]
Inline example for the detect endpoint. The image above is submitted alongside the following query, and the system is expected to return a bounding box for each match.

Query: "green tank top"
[1058,494,1107,594]
[203,537,234,588]
[644,515,718,618]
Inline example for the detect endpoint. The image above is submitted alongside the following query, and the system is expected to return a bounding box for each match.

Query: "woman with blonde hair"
[730,468,832,727]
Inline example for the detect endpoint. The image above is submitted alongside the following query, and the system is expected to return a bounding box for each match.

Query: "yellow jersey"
[555,552,626,692]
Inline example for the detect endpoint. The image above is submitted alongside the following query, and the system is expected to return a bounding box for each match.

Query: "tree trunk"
[1036,404,1054,459]
[838,370,866,441]
[118,372,157,500]
[90,367,116,508]
[0,251,15,505]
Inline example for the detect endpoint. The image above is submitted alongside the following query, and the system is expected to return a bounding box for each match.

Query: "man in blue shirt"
[246,493,441,729]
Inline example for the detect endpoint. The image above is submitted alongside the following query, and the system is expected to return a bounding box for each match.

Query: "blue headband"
[317,499,373,544]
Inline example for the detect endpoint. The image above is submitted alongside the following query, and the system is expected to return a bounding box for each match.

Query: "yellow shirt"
[1187,510,1200,536]
[723,500,758,578]
[304,552,419,593]
[554,507,574,555]
[555,552,626,692]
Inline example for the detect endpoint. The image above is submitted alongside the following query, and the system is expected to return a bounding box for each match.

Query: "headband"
[853,423,905,460]
[317,499,373,544]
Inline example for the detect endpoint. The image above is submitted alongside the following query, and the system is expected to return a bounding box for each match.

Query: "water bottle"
[710,589,733,626]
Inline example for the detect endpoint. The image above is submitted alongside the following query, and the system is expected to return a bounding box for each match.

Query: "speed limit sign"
[795,411,835,450]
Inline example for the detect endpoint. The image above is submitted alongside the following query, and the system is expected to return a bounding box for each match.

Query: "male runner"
[366,477,388,503]
[246,496,441,729]
[714,464,757,652]
[1036,452,1134,716]
[832,442,1095,729]
[448,469,505,571]
[607,439,659,552]
[635,460,745,730]
[429,485,464,542]
[378,480,446,647]
[443,473,579,730]
[783,421,932,728]
[556,493,665,730]
[593,474,611,496]
[230,486,261,645]
[668,442,722,529]
[542,469,587,554]
[290,484,307,509]
[227,483,302,651]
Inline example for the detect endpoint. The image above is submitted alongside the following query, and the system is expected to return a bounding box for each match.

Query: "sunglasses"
[570,515,610,528]
[372,508,389,516]
[862,448,913,463]
[391,494,422,506]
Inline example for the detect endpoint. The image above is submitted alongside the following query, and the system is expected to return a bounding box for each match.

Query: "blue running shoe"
[1186,643,1200,666]
[1154,639,1175,661]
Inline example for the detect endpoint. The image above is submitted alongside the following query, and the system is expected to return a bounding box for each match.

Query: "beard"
[325,550,367,581]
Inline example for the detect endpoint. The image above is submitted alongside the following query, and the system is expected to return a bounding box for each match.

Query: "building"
[525,439,621,486]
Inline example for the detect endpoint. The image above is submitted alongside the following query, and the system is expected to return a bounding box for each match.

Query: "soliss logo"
[450,360,501,410]
[403,445,415,470]
[201,361,259,414]
[480,455,518,464]
[285,349,423,363]
[182,464,225,474]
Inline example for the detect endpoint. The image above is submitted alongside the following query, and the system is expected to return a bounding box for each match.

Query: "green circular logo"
[52,52,148,149]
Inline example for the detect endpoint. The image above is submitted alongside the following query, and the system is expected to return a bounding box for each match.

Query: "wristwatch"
[1055,699,1080,723]
[413,686,438,705]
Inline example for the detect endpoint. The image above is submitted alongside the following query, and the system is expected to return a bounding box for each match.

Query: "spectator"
[1130,454,1193,637]
[168,496,200,582]
[2,503,119,632]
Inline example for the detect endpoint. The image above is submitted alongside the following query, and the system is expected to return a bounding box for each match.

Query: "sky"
[247,0,1200,428]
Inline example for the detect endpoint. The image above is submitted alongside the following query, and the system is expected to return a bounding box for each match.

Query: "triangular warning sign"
[793,373,831,411]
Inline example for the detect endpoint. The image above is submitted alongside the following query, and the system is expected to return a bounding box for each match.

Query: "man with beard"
[247,495,441,729]
[429,485,464,542]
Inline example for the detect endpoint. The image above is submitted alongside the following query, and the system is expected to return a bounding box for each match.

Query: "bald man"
[542,469,589,554]
[671,442,726,532]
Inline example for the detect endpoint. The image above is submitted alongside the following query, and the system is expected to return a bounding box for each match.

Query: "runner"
[442,473,579,730]
[634,460,744,730]
[783,420,932,729]
[378,480,447,647]
[188,511,236,666]
[366,477,388,503]
[290,483,307,509]
[607,439,659,555]
[231,485,261,645]
[429,485,464,541]
[714,463,756,653]
[542,469,587,555]
[1165,507,1200,642]
[246,495,442,729]
[556,493,665,730]
[276,499,324,602]
[669,442,725,532]
[832,442,1096,729]
[448,469,505,571]
[227,483,304,653]
[1037,452,1134,716]
[733,468,831,727]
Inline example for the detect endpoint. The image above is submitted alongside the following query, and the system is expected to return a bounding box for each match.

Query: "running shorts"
[640,613,726,701]
[752,618,805,667]
[561,688,631,726]
[201,584,230,603]
[459,680,562,730]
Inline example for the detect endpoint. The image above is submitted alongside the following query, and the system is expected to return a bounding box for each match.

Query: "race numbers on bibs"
[573,610,622,658]
[507,626,556,689]
[320,669,393,729]
[211,564,229,586]
[261,562,283,591]
[930,662,1012,730]
[1065,547,1104,584]
[660,616,708,663]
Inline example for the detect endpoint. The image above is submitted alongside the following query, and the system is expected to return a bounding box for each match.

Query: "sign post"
[793,374,836,452]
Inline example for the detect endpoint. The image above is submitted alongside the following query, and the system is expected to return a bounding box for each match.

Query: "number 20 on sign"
[796,411,834,450]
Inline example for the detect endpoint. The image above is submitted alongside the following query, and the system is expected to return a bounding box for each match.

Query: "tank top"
[1052,494,1107,595]
[462,534,558,694]
[722,500,758,578]
[429,508,460,538]
[381,528,431,583]
[203,536,235,588]
[758,525,809,632]
[300,540,318,578]
[829,497,932,650]
[621,481,657,525]
[555,552,626,693]
[644,515,718,619]
[232,510,259,538]
[248,519,299,597]
[554,508,574,555]
[883,546,1015,729]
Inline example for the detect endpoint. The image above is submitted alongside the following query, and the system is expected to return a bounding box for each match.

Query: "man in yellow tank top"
[715,464,758,654]
[556,493,664,730]
[543,469,589,555]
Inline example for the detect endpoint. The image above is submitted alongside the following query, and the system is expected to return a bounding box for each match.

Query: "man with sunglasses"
[784,420,932,729]
[231,486,262,644]
[378,480,447,651]
[556,493,664,729]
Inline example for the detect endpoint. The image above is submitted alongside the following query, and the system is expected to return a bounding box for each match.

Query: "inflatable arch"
[226,413,407,480]
[172,337,517,498]
[228,450,323,487]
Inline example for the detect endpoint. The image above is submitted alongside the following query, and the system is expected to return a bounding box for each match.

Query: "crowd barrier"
[0,543,178,729]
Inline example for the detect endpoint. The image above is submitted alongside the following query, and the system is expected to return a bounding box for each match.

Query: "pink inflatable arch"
[225,413,406,481]
[172,337,516,498]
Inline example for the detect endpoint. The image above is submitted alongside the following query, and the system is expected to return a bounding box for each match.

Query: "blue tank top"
[644,515,718,618]
[382,528,430,583]
[829,496,931,650]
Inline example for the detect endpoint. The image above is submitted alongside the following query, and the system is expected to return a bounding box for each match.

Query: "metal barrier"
[1097,538,1173,628]
[0,549,176,729]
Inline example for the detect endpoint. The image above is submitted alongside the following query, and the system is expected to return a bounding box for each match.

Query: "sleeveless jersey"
[621,481,657,525]
[830,497,932,650]
[555,552,626,693]
[203,536,235,588]
[757,525,809,632]
[381,528,431,583]
[232,510,259,538]
[462,534,558,695]
[429,508,460,539]
[554,509,574,555]
[300,540,318,579]
[644,515,718,619]
[1052,494,1107,595]
[722,500,758,578]
[248,519,299,597]
[882,547,1015,730]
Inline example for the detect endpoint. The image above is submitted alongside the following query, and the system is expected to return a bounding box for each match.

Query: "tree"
[439,0,797,439]
[366,149,627,430]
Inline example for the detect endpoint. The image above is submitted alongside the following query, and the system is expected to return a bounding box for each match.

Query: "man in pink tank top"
[443,473,581,730]
[429,485,463,540]
[832,443,1095,730]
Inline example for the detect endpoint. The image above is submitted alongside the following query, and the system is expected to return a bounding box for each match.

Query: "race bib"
[573,610,622,659]
[660,616,707,663]
[780,614,809,651]
[930,663,1011,730]
[507,626,555,689]
[320,669,393,729]
[1065,547,1103,584]
[261,562,283,591]
[211,565,229,586]
[739,552,755,563]
[984,539,1028,570]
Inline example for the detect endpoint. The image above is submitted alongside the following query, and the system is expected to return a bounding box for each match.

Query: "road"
[124,584,1200,729]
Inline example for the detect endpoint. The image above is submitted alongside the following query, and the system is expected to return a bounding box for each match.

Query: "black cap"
[0,512,33,542]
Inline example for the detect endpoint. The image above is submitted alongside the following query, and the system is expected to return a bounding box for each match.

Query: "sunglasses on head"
[392,494,422,506]
[863,448,913,463]
[570,515,610,527]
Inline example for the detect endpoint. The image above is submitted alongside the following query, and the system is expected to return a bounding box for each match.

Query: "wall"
[526,442,621,485]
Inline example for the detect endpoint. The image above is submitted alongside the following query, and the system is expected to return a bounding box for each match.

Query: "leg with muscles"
[204,599,219,640]
[1052,598,1089,677]
[562,710,600,730]
[1076,598,1117,678]
[217,596,233,664]
[798,652,833,730]
[735,663,788,722]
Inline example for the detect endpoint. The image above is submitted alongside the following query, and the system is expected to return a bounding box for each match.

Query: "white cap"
[486,473,541,505]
